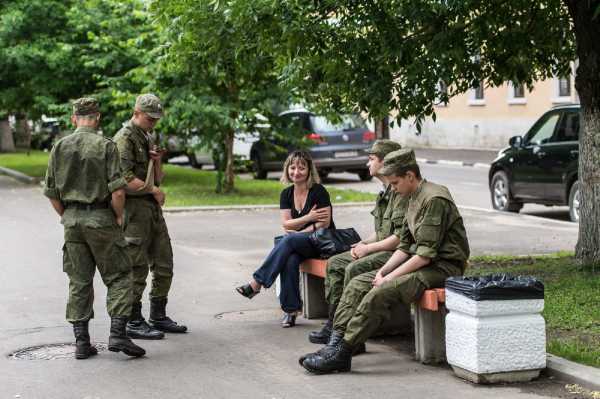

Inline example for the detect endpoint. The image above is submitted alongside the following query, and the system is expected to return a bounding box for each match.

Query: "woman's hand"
[307,205,329,222]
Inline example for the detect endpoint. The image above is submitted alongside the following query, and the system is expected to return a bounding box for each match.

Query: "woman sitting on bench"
[236,150,335,327]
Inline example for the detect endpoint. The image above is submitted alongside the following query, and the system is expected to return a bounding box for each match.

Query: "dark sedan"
[249,109,376,180]
[488,104,580,222]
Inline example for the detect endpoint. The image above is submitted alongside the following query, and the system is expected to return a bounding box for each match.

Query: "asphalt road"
[0,174,581,399]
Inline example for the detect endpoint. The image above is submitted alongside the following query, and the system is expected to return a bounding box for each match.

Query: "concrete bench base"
[414,303,447,364]
[451,366,542,384]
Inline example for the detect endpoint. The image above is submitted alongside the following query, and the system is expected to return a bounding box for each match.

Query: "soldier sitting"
[299,148,470,374]
[308,139,407,347]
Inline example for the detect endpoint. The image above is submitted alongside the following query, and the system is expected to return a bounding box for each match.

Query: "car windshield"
[309,115,366,132]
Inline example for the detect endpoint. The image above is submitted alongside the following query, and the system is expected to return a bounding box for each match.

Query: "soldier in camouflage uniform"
[113,94,187,340]
[44,98,146,359]
[308,140,407,346]
[300,148,470,374]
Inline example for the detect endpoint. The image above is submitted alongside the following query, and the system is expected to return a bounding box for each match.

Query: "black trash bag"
[308,228,362,259]
[445,274,544,301]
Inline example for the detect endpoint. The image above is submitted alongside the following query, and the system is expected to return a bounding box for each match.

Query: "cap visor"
[146,112,163,119]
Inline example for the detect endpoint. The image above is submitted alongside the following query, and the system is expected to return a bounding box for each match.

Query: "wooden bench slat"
[299,258,327,278]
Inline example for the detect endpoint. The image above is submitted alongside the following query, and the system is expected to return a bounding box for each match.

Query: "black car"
[249,109,376,180]
[489,104,580,222]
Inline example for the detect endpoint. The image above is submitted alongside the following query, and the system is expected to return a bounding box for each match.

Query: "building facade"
[390,70,579,150]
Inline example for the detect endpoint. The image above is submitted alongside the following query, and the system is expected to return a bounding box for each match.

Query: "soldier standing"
[113,94,187,340]
[43,98,146,359]
[300,148,470,374]
[309,140,407,346]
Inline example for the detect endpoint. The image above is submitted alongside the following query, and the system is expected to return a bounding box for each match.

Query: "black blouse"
[279,184,336,231]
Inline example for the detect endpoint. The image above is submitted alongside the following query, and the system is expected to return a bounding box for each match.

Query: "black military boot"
[299,330,344,365]
[299,330,365,365]
[149,297,188,333]
[308,304,336,344]
[72,321,98,360]
[108,317,146,357]
[126,302,164,340]
[301,339,353,374]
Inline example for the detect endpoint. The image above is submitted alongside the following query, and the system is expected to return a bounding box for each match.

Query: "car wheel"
[318,170,330,180]
[357,169,373,181]
[251,154,268,180]
[188,153,202,169]
[568,180,580,223]
[490,171,522,212]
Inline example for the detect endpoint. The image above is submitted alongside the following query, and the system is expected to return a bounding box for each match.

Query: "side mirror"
[509,136,522,148]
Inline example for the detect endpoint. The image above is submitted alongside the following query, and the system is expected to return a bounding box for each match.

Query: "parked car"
[488,104,580,222]
[250,109,375,180]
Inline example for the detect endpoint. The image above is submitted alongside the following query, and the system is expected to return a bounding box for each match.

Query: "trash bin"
[445,274,546,384]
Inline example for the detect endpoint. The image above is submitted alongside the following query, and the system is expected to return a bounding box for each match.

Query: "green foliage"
[244,0,576,129]
[151,0,292,192]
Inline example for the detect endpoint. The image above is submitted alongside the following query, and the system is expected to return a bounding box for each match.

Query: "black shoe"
[236,283,259,299]
[281,313,297,328]
[149,297,188,333]
[108,317,146,357]
[73,321,98,360]
[127,319,165,340]
[301,339,353,374]
[308,304,336,344]
[299,330,344,365]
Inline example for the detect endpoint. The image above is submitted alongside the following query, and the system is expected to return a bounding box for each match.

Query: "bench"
[300,258,447,364]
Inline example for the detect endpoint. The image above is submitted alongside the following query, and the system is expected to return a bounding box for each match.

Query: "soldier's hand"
[352,242,370,259]
[152,187,166,207]
[372,273,387,288]
[116,215,124,227]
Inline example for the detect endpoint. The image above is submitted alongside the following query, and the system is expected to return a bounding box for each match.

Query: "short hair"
[280,150,321,188]
[391,164,422,179]
[74,113,99,122]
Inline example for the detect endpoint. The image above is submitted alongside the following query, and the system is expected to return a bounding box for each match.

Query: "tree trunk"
[375,117,390,139]
[223,128,235,193]
[15,113,32,151]
[567,0,600,267]
[0,116,15,152]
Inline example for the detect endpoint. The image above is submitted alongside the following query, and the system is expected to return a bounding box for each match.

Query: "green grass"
[0,150,50,178]
[161,164,375,206]
[0,151,375,205]
[467,253,600,368]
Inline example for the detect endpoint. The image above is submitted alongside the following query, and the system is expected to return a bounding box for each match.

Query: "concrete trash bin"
[445,275,546,384]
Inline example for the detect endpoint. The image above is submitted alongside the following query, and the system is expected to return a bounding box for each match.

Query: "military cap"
[135,93,164,118]
[380,148,418,176]
[72,97,100,116]
[367,139,402,158]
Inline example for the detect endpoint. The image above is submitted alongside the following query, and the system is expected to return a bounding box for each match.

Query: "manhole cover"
[9,342,108,360]
[215,308,288,322]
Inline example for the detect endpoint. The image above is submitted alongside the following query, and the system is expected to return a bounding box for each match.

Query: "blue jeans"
[253,232,319,313]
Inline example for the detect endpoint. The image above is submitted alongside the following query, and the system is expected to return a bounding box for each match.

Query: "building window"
[468,80,486,106]
[434,81,449,107]
[513,82,525,98]
[507,81,527,105]
[474,81,484,100]
[558,76,571,97]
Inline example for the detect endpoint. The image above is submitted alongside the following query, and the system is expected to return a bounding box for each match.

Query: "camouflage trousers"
[333,260,463,346]
[324,251,393,307]
[63,224,133,322]
[122,196,174,303]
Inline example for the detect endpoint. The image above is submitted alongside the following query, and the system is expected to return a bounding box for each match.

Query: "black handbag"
[308,228,362,259]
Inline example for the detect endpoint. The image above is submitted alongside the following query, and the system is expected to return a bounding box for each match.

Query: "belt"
[64,201,110,211]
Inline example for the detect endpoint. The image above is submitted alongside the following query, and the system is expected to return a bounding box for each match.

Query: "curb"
[163,201,374,213]
[416,158,491,169]
[546,354,600,391]
[0,166,41,185]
